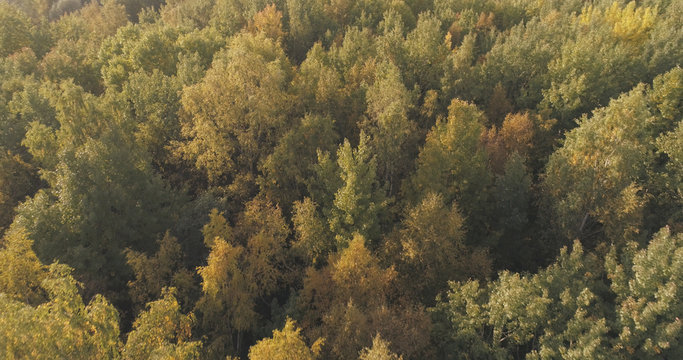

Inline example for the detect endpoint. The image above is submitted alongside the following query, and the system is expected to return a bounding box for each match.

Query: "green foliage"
[544,83,654,244]
[259,113,339,211]
[362,61,418,195]
[120,68,186,176]
[285,0,327,61]
[292,197,335,266]
[0,2,34,58]
[397,192,490,303]
[433,227,682,359]
[491,152,532,269]
[402,11,449,92]
[329,134,388,248]
[607,227,682,358]
[99,24,181,90]
[0,151,41,231]
[13,92,176,298]
[408,99,492,244]
[126,232,195,312]
[478,13,566,111]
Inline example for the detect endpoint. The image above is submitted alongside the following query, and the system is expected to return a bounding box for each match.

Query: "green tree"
[649,68,683,233]
[0,151,41,231]
[329,134,388,248]
[407,99,492,245]
[159,0,215,29]
[607,226,682,359]
[291,43,347,131]
[209,0,276,36]
[3,78,57,152]
[477,12,567,111]
[643,1,683,78]
[285,0,327,62]
[541,2,653,124]
[259,113,339,212]
[0,2,34,58]
[120,69,186,178]
[544,83,654,245]
[99,24,181,90]
[491,152,533,270]
[654,122,683,232]
[126,232,196,313]
[432,239,611,359]
[292,197,335,266]
[397,192,490,304]
[13,87,176,300]
[402,11,449,92]
[361,61,418,195]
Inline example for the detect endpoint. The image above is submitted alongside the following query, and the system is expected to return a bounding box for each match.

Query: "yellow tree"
[0,228,46,304]
[178,31,294,188]
[358,334,403,360]
[0,264,121,359]
[247,4,287,42]
[298,234,431,359]
[248,318,324,360]
[197,197,289,357]
[123,288,201,360]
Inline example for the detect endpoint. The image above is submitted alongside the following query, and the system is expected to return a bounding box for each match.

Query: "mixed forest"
[0,0,681,358]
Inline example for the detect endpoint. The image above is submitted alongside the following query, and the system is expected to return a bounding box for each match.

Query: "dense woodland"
[0,0,681,358]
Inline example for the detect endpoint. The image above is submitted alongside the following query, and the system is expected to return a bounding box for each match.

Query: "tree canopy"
[0,0,680,358]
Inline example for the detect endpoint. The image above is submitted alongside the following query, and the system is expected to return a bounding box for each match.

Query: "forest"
[0,0,680,358]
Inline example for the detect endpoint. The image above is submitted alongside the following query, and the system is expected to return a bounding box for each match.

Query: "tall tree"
[407,99,492,245]
[544,83,654,246]
[358,334,403,360]
[397,192,490,303]
[607,226,682,359]
[0,2,34,58]
[298,234,431,359]
[13,82,176,300]
[125,232,196,313]
[329,134,388,248]
[0,227,46,305]
[361,61,419,196]
[197,197,289,358]
[259,113,339,212]
[178,32,294,189]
